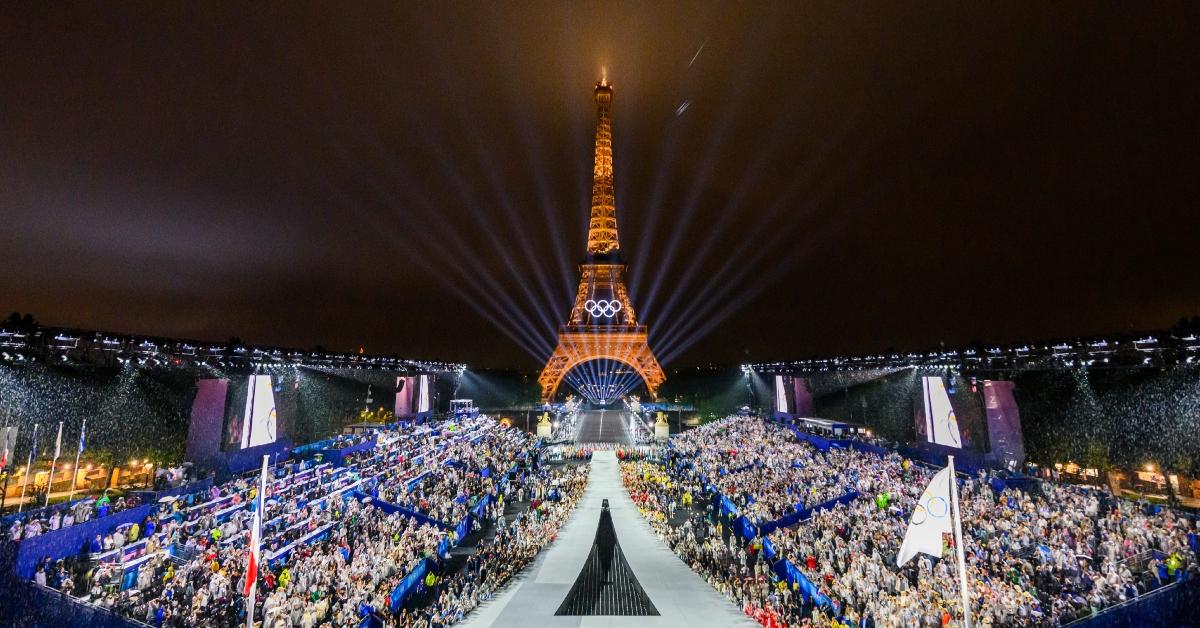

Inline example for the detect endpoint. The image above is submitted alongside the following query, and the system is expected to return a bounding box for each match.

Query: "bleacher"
[663,416,1199,628]
[0,416,541,627]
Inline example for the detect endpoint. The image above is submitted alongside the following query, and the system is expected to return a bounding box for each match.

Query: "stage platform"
[461,450,756,628]
[574,409,633,444]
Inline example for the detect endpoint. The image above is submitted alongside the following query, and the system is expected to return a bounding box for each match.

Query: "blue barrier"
[773,559,833,609]
[293,437,339,457]
[267,521,336,565]
[127,478,215,505]
[847,441,890,458]
[0,581,148,628]
[454,516,471,544]
[896,441,1000,475]
[405,471,429,492]
[783,426,845,452]
[775,417,1008,474]
[388,558,428,611]
[350,491,451,530]
[217,439,293,480]
[733,515,757,540]
[1,503,156,580]
[471,495,492,520]
[317,438,377,467]
[0,497,93,531]
[757,491,861,535]
[718,495,739,518]
[1073,575,1199,627]
[355,491,453,575]
[358,614,386,628]
[763,537,778,561]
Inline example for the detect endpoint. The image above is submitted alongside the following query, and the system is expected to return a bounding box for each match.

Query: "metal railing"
[1061,575,1190,627]
[24,581,155,628]
[169,541,198,563]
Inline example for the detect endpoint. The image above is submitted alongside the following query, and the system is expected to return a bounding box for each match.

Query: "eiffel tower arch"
[539,78,665,403]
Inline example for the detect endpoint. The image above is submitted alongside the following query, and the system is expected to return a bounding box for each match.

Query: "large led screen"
[920,376,963,448]
[774,375,790,414]
[416,375,431,413]
[224,375,280,450]
[241,374,278,448]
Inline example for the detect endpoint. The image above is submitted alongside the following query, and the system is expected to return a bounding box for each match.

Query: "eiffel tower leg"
[539,342,573,403]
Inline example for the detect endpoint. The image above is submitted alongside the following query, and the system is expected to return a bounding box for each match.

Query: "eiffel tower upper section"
[565,77,640,330]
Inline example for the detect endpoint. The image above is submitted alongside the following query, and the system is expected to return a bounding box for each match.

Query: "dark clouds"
[1,2,1197,369]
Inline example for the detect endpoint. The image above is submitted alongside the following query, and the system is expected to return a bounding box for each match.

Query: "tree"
[3,312,39,331]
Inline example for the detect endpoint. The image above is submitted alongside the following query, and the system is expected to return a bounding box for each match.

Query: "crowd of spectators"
[767,450,1199,624]
[22,416,586,627]
[671,418,857,525]
[104,497,444,627]
[544,443,663,462]
[9,490,143,541]
[6,462,197,543]
[623,460,811,628]
[401,463,590,626]
[631,416,1199,627]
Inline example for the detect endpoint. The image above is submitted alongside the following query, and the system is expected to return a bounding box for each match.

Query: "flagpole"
[1,423,9,513]
[68,419,86,502]
[246,454,268,628]
[45,421,62,507]
[18,423,38,514]
[0,469,9,513]
[947,455,972,628]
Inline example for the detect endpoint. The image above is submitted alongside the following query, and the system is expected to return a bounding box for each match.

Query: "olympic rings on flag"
[584,299,623,318]
[911,495,949,527]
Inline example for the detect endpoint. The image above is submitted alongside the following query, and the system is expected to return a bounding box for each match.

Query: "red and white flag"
[0,426,16,470]
[244,455,269,601]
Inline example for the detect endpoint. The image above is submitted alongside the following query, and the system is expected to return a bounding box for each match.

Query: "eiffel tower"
[538,77,665,403]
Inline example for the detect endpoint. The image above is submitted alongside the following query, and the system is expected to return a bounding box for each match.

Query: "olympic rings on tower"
[584,299,623,318]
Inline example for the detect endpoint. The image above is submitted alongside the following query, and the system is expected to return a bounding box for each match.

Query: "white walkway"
[461,451,756,628]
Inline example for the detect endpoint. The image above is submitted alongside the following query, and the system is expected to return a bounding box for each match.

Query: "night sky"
[2,3,1197,369]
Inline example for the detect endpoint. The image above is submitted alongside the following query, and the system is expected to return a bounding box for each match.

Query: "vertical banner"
[187,379,230,466]
[793,377,814,416]
[983,380,1025,467]
[395,376,413,417]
